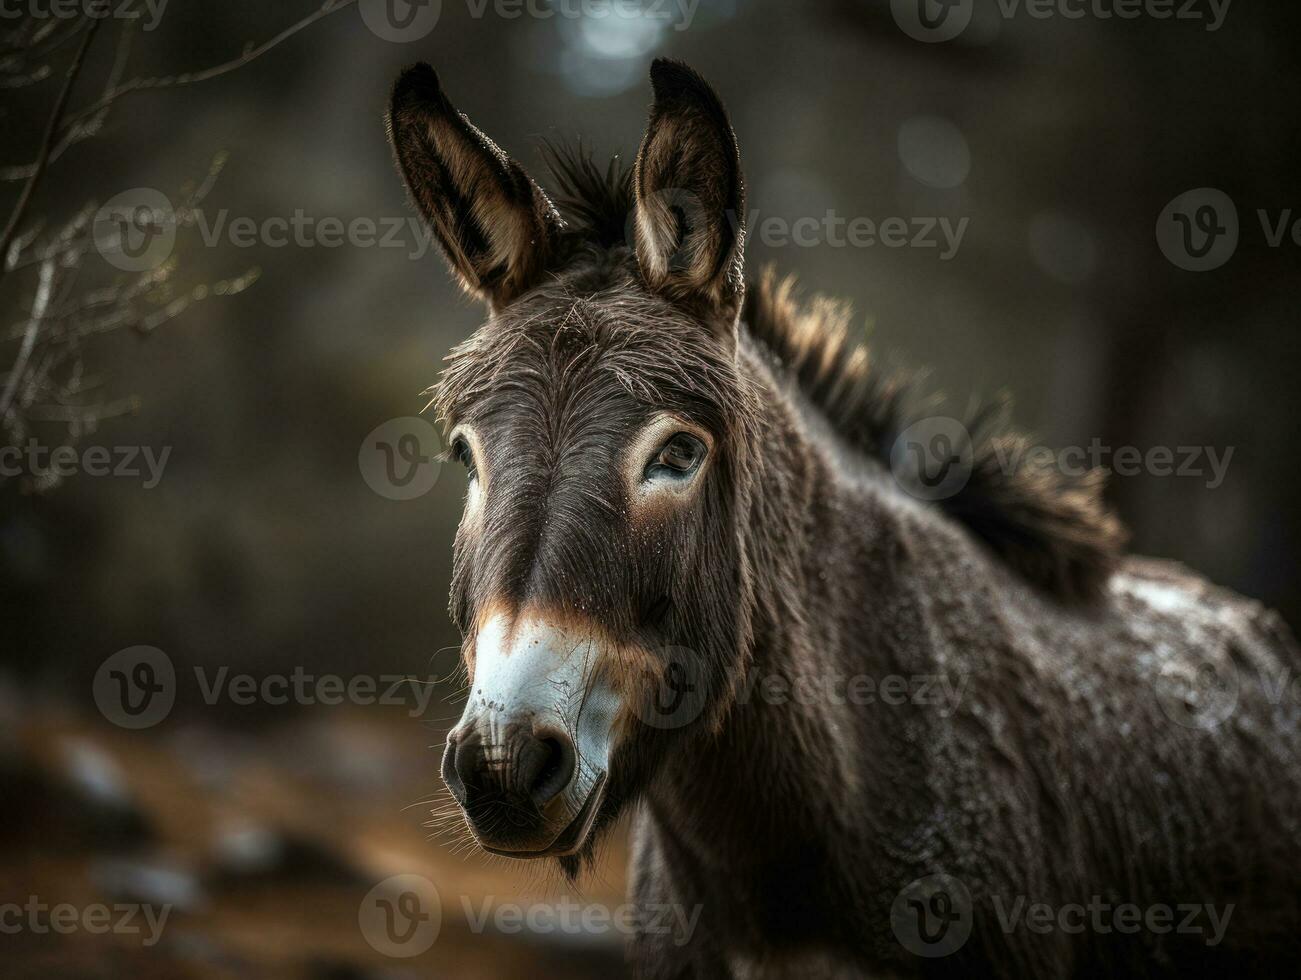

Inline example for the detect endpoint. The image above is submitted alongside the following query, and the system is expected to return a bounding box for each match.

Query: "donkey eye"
[646,433,706,480]
[451,436,476,477]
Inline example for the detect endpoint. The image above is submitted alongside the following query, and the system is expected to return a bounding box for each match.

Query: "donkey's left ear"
[632,59,746,329]
[387,63,561,311]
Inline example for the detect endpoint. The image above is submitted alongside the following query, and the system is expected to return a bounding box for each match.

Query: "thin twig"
[0,257,55,417]
[54,0,356,139]
[0,16,141,182]
[3,0,354,183]
[0,19,99,281]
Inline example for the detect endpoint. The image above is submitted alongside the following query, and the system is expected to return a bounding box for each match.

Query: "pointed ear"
[632,59,746,327]
[387,63,561,310]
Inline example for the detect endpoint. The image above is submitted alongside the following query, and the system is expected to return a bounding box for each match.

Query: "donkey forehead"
[446,296,732,435]
[477,398,647,472]
[459,346,656,448]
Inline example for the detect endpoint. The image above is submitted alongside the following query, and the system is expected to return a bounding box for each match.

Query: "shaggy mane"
[743,271,1128,602]
[540,142,1127,602]
[540,139,633,249]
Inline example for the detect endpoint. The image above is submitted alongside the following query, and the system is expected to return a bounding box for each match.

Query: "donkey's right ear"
[632,59,746,328]
[387,64,561,311]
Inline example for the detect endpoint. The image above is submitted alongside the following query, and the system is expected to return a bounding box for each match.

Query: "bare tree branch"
[1,1,354,489]
[1,23,134,182]
[54,0,357,140]
[0,257,54,417]
[0,18,99,282]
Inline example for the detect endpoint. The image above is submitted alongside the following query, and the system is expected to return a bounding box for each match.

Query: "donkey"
[385,60,1301,978]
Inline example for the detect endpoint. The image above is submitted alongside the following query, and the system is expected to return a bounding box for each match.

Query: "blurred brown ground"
[1,688,630,978]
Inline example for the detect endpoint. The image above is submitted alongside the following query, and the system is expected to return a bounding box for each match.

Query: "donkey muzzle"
[443,611,621,857]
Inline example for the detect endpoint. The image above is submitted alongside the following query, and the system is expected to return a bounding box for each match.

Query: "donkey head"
[388,59,754,863]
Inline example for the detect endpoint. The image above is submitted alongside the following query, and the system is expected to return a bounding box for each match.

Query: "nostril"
[441,733,467,804]
[525,732,576,808]
[446,723,576,814]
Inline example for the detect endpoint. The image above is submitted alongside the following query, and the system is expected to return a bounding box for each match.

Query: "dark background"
[1,0,1298,976]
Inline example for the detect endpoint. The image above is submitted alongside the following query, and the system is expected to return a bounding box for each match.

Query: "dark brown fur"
[387,60,1301,979]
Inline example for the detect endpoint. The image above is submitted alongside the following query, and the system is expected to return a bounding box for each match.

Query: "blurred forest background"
[1,0,1299,976]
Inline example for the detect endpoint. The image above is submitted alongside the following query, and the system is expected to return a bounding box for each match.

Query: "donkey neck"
[648,339,913,869]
